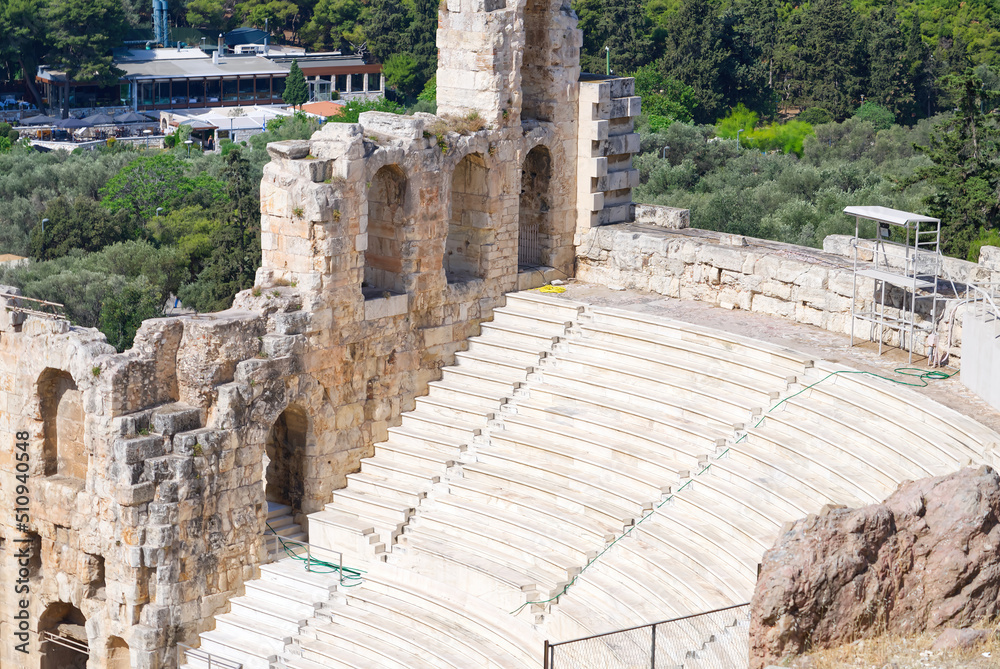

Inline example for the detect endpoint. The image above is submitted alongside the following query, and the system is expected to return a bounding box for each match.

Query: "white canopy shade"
[843,206,939,227]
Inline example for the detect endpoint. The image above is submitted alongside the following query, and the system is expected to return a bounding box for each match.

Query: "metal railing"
[40,630,89,655]
[263,531,347,585]
[965,281,1000,321]
[176,642,243,669]
[543,603,750,669]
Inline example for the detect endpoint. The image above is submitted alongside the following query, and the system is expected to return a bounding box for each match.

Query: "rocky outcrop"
[749,466,1000,669]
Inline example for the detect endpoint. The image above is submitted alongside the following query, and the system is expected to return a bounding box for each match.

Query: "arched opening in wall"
[39,603,88,669]
[519,145,553,268]
[263,405,308,517]
[38,368,86,481]
[446,153,492,284]
[364,164,407,299]
[107,636,130,669]
[522,0,556,122]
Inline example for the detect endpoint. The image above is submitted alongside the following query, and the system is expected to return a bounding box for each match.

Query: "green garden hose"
[265,522,365,586]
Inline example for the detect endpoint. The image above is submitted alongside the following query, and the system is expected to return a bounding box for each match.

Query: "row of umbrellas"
[18,111,155,128]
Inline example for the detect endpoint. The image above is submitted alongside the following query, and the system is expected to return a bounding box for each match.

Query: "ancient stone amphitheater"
[3,0,1000,667]
[186,291,998,669]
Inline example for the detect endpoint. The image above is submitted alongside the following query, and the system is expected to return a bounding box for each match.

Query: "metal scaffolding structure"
[846,205,943,363]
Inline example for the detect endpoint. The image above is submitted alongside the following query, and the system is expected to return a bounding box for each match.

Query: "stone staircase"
[177,290,999,669]
[265,502,307,560]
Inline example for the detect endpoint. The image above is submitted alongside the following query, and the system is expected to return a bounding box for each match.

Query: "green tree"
[0,0,51,111]
[186,0,225,28]
[913,72,1000,257]
[575,0,608,73]
[299,0,365,51]
[600,0,652,74]
[239,0,299,34]
[858,2,913,117]
[179,150,260,312]
[853,101,896,131]
[383,52,420,98]
[408,0,438,85]
[779,0,860,120]
[29,196,137,261]
[904,10,934,120]
[283,59,309,107]
[99,275,163,352]
[717,2,774,117]
[100,153,225,221]
[631,64,697,130]
[45,0,128,118]
[365,0,410,65]
[658,0,727,123]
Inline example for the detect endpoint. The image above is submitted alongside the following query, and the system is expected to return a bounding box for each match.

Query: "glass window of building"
[222,78,238,102]
[239,78,254,101]
[206,79,221,103]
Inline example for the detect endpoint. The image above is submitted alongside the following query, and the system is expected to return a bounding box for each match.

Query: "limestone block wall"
[576,75,641,237]
[0,289,308,669]
[436,0,581,129]
[576,224,1000,363]
[257,108,588,513]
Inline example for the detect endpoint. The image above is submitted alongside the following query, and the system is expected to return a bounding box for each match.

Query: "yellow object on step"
[538,285,566,294]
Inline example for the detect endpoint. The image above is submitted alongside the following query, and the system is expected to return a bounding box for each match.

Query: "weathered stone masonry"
[0,0,616,665]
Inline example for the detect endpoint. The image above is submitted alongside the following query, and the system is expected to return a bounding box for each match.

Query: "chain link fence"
[544,603,750,669]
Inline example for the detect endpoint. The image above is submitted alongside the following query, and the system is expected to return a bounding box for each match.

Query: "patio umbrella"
[114,111,149,123]
[82,113,116,125]
[57,117,89,129]
[19,114,59,126]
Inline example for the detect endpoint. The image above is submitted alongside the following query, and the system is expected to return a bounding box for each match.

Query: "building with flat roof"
[35,46,384,113]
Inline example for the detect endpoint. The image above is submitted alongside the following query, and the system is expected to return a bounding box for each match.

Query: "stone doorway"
[39,603,88,669]
[446,153,492,284]
[107,636,130,669]
[263,405,308,514]
[364,164,407,298]
[38,368,86,481]
[518,145,553,268]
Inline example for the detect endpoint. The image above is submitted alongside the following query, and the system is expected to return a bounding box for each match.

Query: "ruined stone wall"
[0,291,309,668]
[0,0,632,661]
[576,223,1000,362]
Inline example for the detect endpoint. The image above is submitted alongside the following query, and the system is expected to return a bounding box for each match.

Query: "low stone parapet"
[576,224,983,361]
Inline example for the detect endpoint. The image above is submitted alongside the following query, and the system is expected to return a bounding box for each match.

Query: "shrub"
[797,107,833,125]
[967,227,1000,262]
[853,102,896,131]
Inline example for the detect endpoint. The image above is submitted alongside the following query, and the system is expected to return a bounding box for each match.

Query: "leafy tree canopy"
[29,196,137,261]
[100,153,226,221]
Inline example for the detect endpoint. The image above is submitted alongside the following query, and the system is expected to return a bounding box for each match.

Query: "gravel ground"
[784,630,1000,668]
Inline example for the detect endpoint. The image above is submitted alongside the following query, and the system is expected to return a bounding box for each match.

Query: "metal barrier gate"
[543,603,751,669]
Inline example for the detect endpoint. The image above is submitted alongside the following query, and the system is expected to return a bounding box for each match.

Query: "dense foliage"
[0,114,319,351]
[634,115,939,248]
[578,0,1000,124]
[6,0,1000,114]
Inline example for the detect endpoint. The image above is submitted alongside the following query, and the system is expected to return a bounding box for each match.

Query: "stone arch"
[364,164,408,298]
[446,153,492,284]
[39,602,88,669]
[263,405,308,515]
[37,368,86,480]
[107,636,130,669]
[519,144,553,268]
